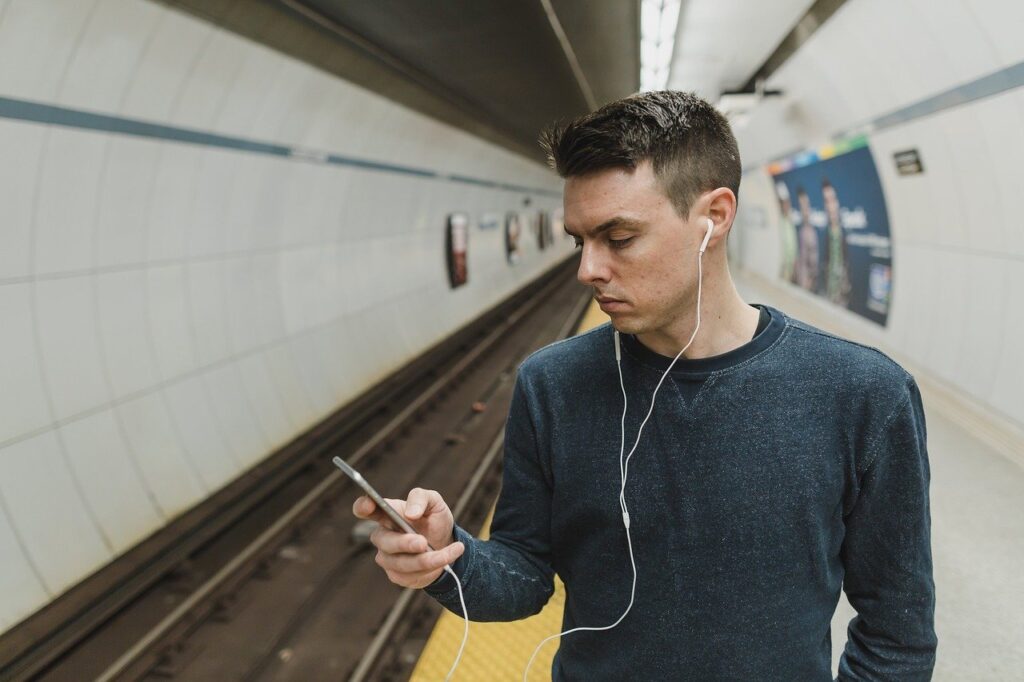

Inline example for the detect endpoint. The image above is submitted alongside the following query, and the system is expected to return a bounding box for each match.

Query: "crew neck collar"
[618,303,785,377]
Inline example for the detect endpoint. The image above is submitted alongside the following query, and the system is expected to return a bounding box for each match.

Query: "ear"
[691,188,737,250]
[704,187,737,229]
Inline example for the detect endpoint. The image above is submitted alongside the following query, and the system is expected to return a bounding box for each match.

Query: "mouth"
[596,296,629,312]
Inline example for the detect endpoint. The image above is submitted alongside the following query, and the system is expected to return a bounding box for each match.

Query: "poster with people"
[446,213,469,288]
[768,136,893,326]
[505,211,522,265]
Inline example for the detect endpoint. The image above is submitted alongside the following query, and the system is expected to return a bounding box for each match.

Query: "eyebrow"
[563,216,641,238]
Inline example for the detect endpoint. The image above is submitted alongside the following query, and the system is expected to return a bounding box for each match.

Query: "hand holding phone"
[337,457,465,589]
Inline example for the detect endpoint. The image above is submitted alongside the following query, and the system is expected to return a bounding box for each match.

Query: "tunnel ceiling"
[290,0,640,161]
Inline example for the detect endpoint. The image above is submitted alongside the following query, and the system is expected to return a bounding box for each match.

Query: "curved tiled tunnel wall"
[0,0,568,631]
[732,0,1024,436]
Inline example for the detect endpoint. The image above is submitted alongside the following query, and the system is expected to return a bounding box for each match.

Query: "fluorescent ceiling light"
[640,0,681,92]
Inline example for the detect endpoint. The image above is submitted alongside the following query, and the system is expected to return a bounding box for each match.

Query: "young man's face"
[563,160,705,336]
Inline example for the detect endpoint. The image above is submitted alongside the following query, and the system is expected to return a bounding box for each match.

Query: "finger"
[377,498,407,531]
[385,542,464,574]
[405,488,446,520]
[371,526,428,554]
[352,495,375,519]
[354,497,405,531]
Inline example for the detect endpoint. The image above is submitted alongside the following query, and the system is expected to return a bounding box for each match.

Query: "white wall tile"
[162,376,238,490]
[33,129,104,276]
[146,144,199,262]
[146,264,197,381]
[185,260,231,366]
[221,162,261,255]
[186,150,233,258]
[171,30,247,132]
[216,47,281,139]
[0,283,52,443]
[965,0,1024,65]
[249,59,307,142]
[58,408,163,552]
[906,0,1002,83]
[202,364,270,468]
[976,92,1024,256]
[119,8,213,122]
[95,137,161,268]
[33,276,111,420]
[116,392,204,517]
[250,253,287,344]
[289,333,336,415]
[223,256,262,354]
[954,256,1006,403]
[0,430,110,594]
[0,0,98,102]
[0,121,45,280]
[262,344,315,431]
[57,0,161,112]
[96,270,159,398]
[235,353,293,448]
[988,259,1024,427]
[0,495,50,628]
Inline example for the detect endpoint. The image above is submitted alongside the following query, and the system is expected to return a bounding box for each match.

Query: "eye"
[573,239,583,249]
[609,237,634,249]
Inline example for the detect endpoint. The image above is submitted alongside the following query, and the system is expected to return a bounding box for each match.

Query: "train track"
[2,259,589,682]
[349,281,592,682]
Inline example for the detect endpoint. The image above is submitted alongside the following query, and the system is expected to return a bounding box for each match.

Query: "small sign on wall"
[505,212,523,265]
[893,149,924,175]
[446,213,469,288]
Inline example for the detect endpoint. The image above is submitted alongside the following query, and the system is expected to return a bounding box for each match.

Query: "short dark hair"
[539,91,741,218]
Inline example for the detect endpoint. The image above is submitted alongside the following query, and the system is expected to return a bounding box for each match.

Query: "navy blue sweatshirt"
[425,304,937,680]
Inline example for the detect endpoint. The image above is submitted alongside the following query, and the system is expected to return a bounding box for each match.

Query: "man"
[822,178,852,306]
[776,181,799,284]
[353,91,937,680]
[795,186,820,293]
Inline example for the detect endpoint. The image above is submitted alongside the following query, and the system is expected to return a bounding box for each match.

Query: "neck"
[635,264,760,361]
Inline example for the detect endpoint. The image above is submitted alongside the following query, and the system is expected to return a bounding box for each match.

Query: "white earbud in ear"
[699,217,714,254]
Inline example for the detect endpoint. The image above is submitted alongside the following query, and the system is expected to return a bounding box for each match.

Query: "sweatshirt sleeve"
[837,376,938,680]
[422,367,556,621]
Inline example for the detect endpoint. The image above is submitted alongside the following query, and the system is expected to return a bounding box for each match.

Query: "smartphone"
[333,456,436,549]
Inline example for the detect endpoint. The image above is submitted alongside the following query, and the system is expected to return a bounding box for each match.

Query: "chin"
[609,316,645,335]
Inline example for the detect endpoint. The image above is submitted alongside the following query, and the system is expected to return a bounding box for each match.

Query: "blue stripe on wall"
[0,95,560,197]
[872,60,1024,130]
[744,59,1024,173]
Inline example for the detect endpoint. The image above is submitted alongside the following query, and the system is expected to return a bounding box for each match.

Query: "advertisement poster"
[505,212,522,265]
[446,213,469,288]
[768,136,892,326]
[536,211,554,250]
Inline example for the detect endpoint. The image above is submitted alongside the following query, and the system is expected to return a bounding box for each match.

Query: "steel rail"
[347,286,592,682]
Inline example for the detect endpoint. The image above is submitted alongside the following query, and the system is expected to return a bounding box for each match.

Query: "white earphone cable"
[521,228,708,681]
[444,565,469,681]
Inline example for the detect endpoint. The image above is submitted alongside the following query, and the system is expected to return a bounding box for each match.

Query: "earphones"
[421,218,714,681]
[521,217,714,680]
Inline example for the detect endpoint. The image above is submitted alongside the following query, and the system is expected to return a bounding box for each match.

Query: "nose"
[576,244,610,286]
